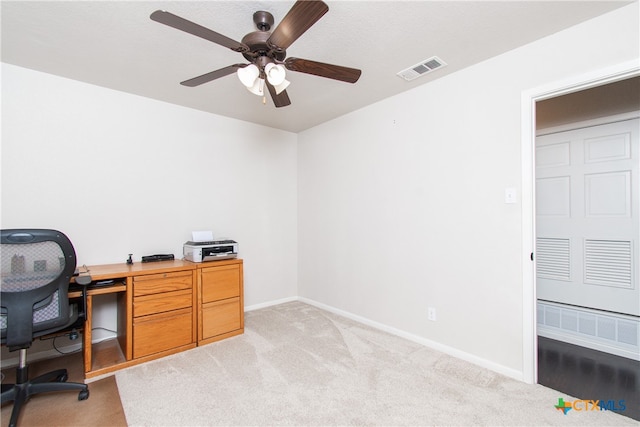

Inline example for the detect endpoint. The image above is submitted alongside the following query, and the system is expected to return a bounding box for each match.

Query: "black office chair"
[1,229,90,427]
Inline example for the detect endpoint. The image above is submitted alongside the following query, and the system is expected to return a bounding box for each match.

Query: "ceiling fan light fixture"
[265,63,287,86]
[246,78,265,96]
[274,79,290,95]
[237,64,259,87]
[151,2,360,109]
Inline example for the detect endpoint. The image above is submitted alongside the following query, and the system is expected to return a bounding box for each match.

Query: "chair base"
[1,367,89,427]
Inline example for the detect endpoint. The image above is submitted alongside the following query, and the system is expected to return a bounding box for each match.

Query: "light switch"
[505,187,517,204]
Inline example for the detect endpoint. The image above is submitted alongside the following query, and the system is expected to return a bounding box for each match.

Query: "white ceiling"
[2,1,634,133]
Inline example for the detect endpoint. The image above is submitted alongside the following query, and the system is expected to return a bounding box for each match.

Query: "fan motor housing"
[241,31,286,62]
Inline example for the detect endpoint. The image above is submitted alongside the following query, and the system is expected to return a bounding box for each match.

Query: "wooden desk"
[71,259,243,380]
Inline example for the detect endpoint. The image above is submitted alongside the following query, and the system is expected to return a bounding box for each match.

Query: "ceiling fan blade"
[266,81,292,108]
[180,64,245,87]
[151,10,248,52]
[267,1,329,50]
[284,58,361,83]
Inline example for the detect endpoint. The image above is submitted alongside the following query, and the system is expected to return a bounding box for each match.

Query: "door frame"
[520,60,640,384]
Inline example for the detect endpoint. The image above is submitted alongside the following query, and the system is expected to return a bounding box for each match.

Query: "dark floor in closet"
[538,336,639,421]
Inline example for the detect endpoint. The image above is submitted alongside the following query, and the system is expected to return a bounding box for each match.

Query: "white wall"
[1,64,298,307]
[297,2,639,378]
[2,2,638,379]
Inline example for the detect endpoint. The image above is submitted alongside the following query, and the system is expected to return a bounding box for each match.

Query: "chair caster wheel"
[78,389,89,401]
[57,373,68,382]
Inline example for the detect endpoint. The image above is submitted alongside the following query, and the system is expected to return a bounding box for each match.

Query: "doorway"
[522,68,640,421]
[535,112,639,357]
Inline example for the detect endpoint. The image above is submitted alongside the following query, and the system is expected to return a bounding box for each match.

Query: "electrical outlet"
[428,307,437,321]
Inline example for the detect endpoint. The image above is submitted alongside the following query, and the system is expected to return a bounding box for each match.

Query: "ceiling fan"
[150,0,362,108]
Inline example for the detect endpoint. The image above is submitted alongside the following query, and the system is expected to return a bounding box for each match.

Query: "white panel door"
[536,118,639,316]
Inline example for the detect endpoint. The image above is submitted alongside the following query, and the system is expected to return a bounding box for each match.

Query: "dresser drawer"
[133,307,193,359]
[201,264,240,303]
[201,297,241,339]
[133,289,192,318]
[133,271,192,297]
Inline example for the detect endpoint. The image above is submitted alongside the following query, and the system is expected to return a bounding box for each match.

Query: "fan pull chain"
[260,78,266,105]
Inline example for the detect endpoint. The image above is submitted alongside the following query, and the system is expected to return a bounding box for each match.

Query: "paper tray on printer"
[202,246,236,257]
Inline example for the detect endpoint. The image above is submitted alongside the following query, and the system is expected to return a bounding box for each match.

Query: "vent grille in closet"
[538,301,639,360]
[536,237,571,281]
[584,239,632,288]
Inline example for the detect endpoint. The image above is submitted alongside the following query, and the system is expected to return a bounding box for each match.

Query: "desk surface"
[71,258,243,297]
[76,259,198,282]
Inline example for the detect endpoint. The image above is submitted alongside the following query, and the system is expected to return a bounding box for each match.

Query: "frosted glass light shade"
[237,64,259,87]
[273,79,290,95]
[247,78,265,96]
[265,63,286,86]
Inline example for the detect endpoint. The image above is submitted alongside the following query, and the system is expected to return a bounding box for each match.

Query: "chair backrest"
[1,229,77,351]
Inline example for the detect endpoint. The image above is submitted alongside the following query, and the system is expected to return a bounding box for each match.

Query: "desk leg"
[83,295,93,375]
[117,289,130,361]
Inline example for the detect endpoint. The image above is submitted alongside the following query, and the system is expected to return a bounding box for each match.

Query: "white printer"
[183,239,238,262]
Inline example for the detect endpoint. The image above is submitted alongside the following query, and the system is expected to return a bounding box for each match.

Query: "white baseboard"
[245,296,298,312]
[251,296,524,381]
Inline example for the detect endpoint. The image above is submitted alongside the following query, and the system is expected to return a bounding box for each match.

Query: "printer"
[183,239,238,262]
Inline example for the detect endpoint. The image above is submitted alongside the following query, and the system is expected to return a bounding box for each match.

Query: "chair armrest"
[75,275,92,286]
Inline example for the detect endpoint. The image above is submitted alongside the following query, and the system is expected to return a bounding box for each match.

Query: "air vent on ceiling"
[397,56,447,81]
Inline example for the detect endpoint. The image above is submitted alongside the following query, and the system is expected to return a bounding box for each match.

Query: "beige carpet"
[116,301,636,426]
